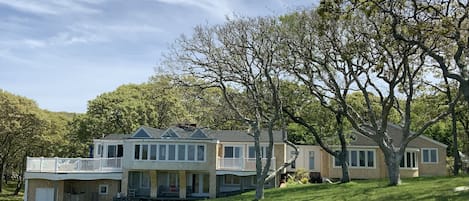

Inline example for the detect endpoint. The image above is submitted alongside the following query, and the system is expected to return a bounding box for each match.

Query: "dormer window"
[133,128,151,138]
[161,128,179,138]
[190,129,208,138]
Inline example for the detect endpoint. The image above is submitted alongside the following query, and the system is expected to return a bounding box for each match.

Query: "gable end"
[161,128,179,138]
[132,128,152,138]
[190,129,208,138]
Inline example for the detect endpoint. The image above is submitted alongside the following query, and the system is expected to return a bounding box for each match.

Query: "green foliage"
[287,168,310,184]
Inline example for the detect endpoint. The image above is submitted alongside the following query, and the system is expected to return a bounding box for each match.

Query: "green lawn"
[0,182,23,201]
[1,176,467,201]
[213,176,469,201]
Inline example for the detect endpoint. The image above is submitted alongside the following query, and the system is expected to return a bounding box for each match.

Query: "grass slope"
[0,182,23,201]
[213,176,469,201]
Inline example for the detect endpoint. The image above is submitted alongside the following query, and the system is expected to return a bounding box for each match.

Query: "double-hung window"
[422,148,438,163]
[334,149,375,168]
[248,146,268,158]
[400,151,417,168]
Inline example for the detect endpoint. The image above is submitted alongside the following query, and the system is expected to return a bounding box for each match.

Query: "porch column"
[121,170,129,196]
[179,170,186,199]
[209,172,216,198]
[150,171,157,198]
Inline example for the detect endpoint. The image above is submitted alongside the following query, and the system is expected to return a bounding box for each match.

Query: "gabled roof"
[190,129,208,139]
[350,123,448,148]
[161,128,180,138]
[99,125,285,143]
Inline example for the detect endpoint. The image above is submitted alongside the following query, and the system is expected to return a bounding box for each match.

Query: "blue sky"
[0,0,316,113]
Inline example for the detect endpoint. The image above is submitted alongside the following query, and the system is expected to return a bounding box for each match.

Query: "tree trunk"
[452,108,461,175]
[339,151,350,183]
[253,128,264,201]
[0,161,4,193]
[336,111,350,183]
[255,179,265,200]
[384,151,401,186]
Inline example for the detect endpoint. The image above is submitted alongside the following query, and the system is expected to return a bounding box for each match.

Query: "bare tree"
[357,0,469,103]
[281,10,352,183]
[290,4,455,185]
[166,16,298,200]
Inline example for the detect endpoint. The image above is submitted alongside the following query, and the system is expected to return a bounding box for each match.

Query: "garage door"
[36,188,54,201]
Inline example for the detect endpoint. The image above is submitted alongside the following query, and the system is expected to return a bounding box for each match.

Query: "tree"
[353,0,469,103]
[289,3,454,185]
[167,16,298,200]
[0,90,45,192]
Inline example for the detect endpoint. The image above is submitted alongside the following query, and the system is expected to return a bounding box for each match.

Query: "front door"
[191,174,209,197]
[35,188,54,201]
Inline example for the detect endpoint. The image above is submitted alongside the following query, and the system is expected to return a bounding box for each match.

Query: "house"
[287,123,448,179]
[24,125,286,201]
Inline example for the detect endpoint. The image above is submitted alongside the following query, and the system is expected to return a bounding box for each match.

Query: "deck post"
[179,170,186,199]
[150,170,157,198]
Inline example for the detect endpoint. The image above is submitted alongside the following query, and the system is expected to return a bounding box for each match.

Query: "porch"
[122,170,216,199]
[216,157,276,171]
[26,157,122,173]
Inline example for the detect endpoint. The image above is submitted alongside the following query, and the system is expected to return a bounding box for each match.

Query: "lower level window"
[400,152,417,168]
[224,175,240,185]
[99,184,109,195]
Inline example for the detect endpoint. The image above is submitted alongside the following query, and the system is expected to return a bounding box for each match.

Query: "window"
[334,151,341,167]
[99,184,108,195]
[97,144,103,157]
[224,146,241,158]
[108,145,116,158]
[142,145,148,160]
[150,145,157,160]
[117,145,123,157]
[178,145,186,160]
[290,151,296,169]
[188,145,195,161]
[224,175,240,185]
[334,149,375,168]
[133,143,205,162]
[197,145,205,161]
[134,145,140,160]
[309,151,315,170]
[400,151,417,168]
[248,146,268,158]
[350,151,358,167]
[107,144,123,158]
[159,144,167,160]
[422,148,438,163]
[359,151,366,167]
[168,145,176,160]
[367,151,374,167]
[141,172,150,188]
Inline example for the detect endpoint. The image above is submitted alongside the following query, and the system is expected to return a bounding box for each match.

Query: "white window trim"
[223,145,244,158]
[421,148,439,164]
[98,184,109,195]
[400,151,418,170]
[134,143,206,162]
[247,145,272,159]
[333,149,376,169]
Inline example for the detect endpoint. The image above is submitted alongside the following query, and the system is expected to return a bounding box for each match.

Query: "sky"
[0,0,317,113]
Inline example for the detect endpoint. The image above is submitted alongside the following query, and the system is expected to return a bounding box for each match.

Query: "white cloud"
[22,39,46,48]
[154,0,233,19]
[0,0,101,15]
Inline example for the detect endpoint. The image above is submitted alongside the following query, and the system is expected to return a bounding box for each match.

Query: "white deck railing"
[26,157,122,173]
[217,157,276,171]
